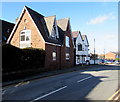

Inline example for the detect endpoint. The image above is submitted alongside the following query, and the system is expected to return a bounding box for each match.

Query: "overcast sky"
[1,2,118,54]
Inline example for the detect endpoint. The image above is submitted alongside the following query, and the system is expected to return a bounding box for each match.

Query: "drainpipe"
[59,46,61,70]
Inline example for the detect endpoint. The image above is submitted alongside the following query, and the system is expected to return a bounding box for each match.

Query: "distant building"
[0,20,15,44]
[98,54,105,59]
[105,52,118,60]
[72,31,89,65]
[81,35,89,63]
[72,31,83,65]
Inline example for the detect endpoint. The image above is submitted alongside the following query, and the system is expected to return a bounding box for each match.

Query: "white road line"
[77,76,92,83]
[2,90,6,95]
[31,86,67,102]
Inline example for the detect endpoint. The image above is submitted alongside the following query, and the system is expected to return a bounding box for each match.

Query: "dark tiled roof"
[72,31,80,38]
[57,18,69,31]
[111,52,120,55]
[82,35,86,41]
[1,20,15,42]
[82,35,89,45]
[25,6,61,45]
[44,15,55,36]
[57,18,69,44]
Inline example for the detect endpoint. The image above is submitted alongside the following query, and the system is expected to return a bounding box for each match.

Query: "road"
[2,65,119,101]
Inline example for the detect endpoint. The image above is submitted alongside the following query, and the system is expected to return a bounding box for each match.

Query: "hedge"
[2,44,45,73]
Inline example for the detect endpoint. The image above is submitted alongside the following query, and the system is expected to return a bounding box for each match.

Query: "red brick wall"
[10,10,45,49]
[10,9,74,70]
[60,22,74,68]
[45,43,61,70]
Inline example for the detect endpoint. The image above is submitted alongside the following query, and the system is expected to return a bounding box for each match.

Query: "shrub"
[2,44,45,73]
[2,44,22,72]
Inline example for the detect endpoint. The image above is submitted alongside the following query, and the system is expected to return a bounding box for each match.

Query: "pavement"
[2,64,100,87]
[2,64,120,101]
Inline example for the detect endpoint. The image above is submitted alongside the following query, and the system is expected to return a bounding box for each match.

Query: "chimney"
[15,17,19,23]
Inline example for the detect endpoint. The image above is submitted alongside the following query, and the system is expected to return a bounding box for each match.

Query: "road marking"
[15,81,30,87]
[2,90,6,95]
[77,76,92,83]
[107,89,120,101]
[31,86,67,102]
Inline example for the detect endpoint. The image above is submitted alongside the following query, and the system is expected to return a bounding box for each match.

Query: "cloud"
[87,13,115,25]
[105,34,118,40]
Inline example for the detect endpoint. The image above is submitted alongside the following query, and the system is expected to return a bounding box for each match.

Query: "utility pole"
[94,39,95,65]
[104,48,105,65]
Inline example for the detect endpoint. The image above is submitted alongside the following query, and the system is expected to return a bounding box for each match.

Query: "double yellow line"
[107,89,120,101]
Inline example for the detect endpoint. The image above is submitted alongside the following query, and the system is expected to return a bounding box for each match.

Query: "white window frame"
[77,56,80,63]
[66,36,70,47]
[20,30,31,42]
[66,53,70,60]
[52,51,56,61]
[51,26,57,39]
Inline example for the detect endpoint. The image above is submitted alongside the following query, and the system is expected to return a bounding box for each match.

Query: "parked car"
[106,61,111,64]
[114,61,119,64]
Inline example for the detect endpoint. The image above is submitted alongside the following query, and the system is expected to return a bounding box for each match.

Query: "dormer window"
[50,20,59,39]
[51,24,57,39]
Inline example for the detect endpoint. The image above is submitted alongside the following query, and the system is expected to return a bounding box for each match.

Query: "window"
[21,35,25,41]
[24,26,26,30]
[66,53,70,60]
[52,52,56,61]
[20,30,31,42]
[66,36,70,47]
[78,44,82,51]
[20,30,31,48]
[53,25,57,35]
[77,57,80,63]
[51,24,57,39]
[24,19,27,23]
[2,36,6,41]
[7,29,10,33]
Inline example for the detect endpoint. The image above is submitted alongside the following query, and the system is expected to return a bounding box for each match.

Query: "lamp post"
[104,48,105,65]
[94,39,95,65]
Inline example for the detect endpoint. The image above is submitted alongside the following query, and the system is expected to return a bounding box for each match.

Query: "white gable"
[83,36,89,46]
[76,33,83,46]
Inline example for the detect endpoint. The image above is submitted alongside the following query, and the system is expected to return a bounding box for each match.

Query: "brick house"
[0,20,15,44]
[105,52,117,60]
[57,18,74,68]
[7,6,74,70]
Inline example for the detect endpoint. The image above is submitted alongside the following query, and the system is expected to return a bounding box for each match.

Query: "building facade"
[7,6,74,70]
[105,52,117,60]
[1,20,15,45]
[72,31,89,65]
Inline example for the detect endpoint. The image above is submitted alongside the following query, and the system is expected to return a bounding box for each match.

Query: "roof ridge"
[72,31,80,33]
[44,15,56,18]
[57,17,69,21]
[25,6,44,17]
[82,34,86,36]
[0,19,15,24]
